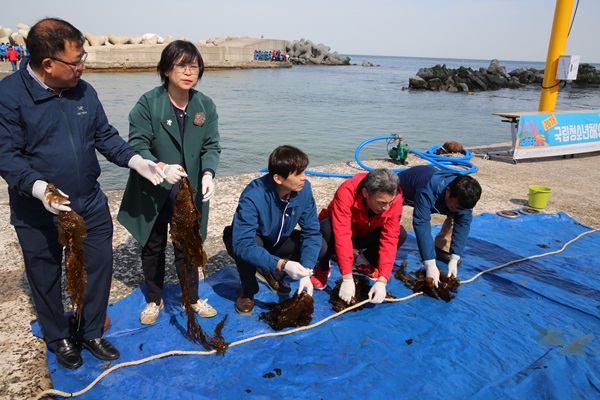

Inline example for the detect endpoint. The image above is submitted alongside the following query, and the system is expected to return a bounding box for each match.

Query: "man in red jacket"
[312,168,406,303]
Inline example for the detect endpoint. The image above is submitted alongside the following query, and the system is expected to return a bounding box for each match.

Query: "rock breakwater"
[409,59,600,92]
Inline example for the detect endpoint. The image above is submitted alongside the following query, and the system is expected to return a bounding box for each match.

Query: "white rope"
[33,227,599,399]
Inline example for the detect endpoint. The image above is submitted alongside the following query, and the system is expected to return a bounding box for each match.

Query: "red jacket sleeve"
[330,182,359,275]
[377,194,403,280]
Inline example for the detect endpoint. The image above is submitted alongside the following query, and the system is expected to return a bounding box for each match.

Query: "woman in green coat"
[118,40,221,325]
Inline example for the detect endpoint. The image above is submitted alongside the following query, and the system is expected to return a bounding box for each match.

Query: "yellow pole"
[539,0,575,111]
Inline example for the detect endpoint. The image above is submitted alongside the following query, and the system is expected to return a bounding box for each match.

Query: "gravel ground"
[2,63,600,400]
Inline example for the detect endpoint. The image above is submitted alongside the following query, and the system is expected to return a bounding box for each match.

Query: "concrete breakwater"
[408,59,600,92]
[0,21,349,70]
[84,38,350,71]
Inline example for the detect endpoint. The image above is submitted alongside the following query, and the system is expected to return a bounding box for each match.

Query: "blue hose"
[425,144,474,161]
[260,135,479,177]
[353,135,409,173]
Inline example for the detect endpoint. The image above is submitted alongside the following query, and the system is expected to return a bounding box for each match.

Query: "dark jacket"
[398,165,473,260]
[231,174,322,273]
[117,86,221,246]
[0,67,137,227]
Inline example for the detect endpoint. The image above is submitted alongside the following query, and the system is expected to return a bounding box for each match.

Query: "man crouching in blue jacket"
[397,165,482,287]
[0,18,165,370]
[223,145,326,315]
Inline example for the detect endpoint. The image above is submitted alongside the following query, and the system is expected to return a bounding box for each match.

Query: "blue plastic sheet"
[34,212,600,399]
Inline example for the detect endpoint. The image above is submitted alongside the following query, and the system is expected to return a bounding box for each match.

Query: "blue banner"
[514,110,600,159]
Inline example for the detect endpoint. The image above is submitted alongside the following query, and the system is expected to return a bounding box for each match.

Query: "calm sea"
[86,55,600,191]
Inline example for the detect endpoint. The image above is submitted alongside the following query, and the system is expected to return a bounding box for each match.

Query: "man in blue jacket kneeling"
[223,145,326,315]
[397,166,482,287]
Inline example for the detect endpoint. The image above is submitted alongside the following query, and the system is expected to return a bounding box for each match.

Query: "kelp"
[259,291,314,330]
[394,261,460,302]
[48,184,88,318]
[171,177,224,349]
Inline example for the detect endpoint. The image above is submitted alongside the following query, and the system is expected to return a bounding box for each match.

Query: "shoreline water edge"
[1,60,600,397]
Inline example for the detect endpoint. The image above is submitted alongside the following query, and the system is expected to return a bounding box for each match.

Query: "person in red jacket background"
[6,45,19,72]
[312,168,406,303]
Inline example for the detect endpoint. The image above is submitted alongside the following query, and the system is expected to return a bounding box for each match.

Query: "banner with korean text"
[513,110,600,160]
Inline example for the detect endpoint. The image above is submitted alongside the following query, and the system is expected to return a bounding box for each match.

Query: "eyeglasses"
[50,52,88,70]
[173,63,200,74]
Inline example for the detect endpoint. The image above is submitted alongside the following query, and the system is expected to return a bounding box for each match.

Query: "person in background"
[0,42,8,62]
[397,165,482,286]
[222,145,326,315]
[0,18,165,370]
[312,168,406,304]
[118,40,221,325]
[6,45,19,72]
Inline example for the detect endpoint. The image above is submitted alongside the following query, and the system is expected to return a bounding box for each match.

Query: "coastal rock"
[0,26,12,44]
[10,34,25,46]
[85,33,108,46]
[108,34,131,45]
[410,59,600,92]
[17,23,29,39]
[142,33,165,44]
[361,59,378,67]
[108,33,131,44]
[572,63,600,85]
[286,39,350,66]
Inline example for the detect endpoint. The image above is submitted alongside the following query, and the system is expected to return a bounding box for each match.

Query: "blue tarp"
[35,212,600,399]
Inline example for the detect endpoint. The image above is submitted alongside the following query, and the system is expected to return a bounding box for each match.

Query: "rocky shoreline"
[408,59,600,92]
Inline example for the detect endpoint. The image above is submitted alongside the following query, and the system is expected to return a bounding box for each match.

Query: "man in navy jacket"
[223,145,326,315]
[397,166,481,286]
[0,18,165,369]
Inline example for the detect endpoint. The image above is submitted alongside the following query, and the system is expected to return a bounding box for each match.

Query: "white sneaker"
[183,298,217,318]
[140,299,164,325]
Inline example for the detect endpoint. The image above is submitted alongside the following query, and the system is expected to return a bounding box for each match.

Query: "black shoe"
[78,337,120,360]
[52,338,83,369]
[435,247,462,265]
[255,267,291,295]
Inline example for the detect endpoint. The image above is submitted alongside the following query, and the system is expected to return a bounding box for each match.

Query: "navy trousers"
[15,202,113,347]
[223,225,327,296]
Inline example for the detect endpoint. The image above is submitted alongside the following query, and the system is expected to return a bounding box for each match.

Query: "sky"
[1,0,598,63]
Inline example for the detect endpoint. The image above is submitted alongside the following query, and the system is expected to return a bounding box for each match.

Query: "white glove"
[424,259,440,288]
[339,277,355,304]
[163,164,187,185]
[128,155,166,186]
[32,180,71,214]
[368,281,387,304]
[447,255,460,279]
[282,260,311,280]
[201,174,215,202]
[297,275,314,297]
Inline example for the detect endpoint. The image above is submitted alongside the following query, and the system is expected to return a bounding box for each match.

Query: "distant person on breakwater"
[397,165,482,286]
[312,169,406,304]
[6,45,19,72]
[0,42,7,61]
[0,17,166,370]
[118,40,221,325]
[222,145,326,315]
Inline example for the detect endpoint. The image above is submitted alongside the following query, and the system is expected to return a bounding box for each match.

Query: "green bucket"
[528,185,552,209]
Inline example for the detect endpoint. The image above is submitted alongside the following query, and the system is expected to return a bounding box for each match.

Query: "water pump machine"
[388,135,410,164]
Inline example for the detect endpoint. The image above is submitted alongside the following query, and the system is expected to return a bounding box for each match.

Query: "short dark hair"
[363,168,399,196]
[268,145,309,179]
[26,18,84,67]
[448,175,482,209]
[157,40,204,88]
